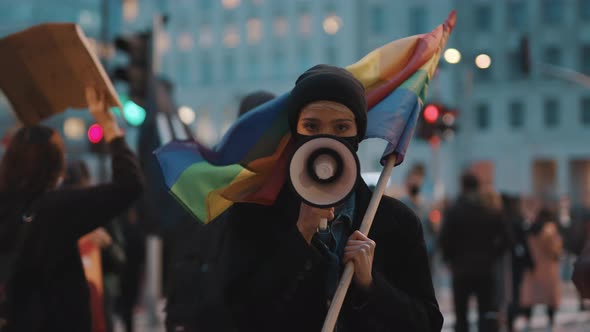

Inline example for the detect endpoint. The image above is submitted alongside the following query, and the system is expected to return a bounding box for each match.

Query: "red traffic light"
[424,104,440,123]
[88,124,104,143]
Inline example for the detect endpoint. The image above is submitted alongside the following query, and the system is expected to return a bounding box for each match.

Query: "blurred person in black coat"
[0,88,143,332]
[440,174,511,332]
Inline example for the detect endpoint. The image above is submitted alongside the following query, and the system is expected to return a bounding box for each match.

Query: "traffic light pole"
[144,13,166,329]
[430,138,444,201]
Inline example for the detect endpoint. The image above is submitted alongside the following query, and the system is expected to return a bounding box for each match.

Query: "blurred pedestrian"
[165,90,276,332]
[518,209,563,330]
[572,240,590,299]
[399,167,436,266]
[0,87,143,332]
[440,173,511,332]
[501,194,534,332]
[115,206,144,332]
[63,160,127,332]
[481,190,514,330]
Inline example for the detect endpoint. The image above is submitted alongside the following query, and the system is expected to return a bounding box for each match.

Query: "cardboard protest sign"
[0,23,121,125]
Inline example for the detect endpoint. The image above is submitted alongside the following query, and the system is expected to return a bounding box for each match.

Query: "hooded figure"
[220,65,443,332]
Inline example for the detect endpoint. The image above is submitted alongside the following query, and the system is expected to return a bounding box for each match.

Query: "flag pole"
[321,153,398,332]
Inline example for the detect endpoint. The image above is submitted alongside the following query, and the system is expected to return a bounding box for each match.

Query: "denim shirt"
[314,193,356,301]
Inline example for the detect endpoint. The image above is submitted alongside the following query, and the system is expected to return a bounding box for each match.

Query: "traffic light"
[415,103,458,142]
[88,123,107,153]
[111,31,152,116]
[416,103,440,141]
[438,107,458,140]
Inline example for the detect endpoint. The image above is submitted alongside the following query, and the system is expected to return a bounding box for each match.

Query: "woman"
[519,209,563,329]
[222,65,443,331]
[0,88,143,332]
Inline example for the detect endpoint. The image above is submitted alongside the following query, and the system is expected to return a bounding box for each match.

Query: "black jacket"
[222,181,443,332]
[2,138,143,332]
[440,194,511,278]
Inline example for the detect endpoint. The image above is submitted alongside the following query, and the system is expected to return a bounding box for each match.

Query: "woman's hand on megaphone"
[343,231,376,290]
[297,203,334,244]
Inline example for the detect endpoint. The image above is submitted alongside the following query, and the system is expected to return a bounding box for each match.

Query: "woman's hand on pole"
[343,230,376,289]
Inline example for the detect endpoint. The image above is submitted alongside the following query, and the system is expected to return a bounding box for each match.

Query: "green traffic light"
[111,95,128,117]
[123,100,146,126]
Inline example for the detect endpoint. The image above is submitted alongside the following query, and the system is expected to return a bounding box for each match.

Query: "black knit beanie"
[286,64,367,140]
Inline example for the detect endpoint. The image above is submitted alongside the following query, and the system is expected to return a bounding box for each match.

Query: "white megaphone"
[288,135,360,230]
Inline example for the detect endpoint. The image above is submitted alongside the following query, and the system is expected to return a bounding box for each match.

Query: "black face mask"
[293,133,359,152]
[409,185,420,196]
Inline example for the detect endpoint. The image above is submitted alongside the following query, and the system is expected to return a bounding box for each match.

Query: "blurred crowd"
[391,164,590,332]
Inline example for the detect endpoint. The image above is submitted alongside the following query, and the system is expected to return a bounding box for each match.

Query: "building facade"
[2,0,589,206]
[450,0,590,206]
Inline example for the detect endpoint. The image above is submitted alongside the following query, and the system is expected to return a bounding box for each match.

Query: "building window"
[177,32,194,52]
[198,26,213,48]
[222,0,240,10]
[199,53,213,85]
[247,52,261,81]
[300,14,312,36]
[475,4,492,31]
[177,54,192,85]
[325,46,337,65]
[409,6,428,35]
[507,1,527,30]
[200,0,213,10]
[223,53,236,83]
[580,97,590,125]
[371,5,385,35]
[247,18,263,44]
[476,103,490,130]
[542,0,564,25]
[580,0,590,21]
[274,17,288,38]
[508,101,525,129]
[543,46,562,66]
[581,45,590,75]
[298,45,312,72]
[544,98,560,128]
[223,25,240,48]
[272,49,286,79]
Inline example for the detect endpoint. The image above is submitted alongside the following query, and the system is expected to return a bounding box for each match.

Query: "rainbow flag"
[155,11,456,223]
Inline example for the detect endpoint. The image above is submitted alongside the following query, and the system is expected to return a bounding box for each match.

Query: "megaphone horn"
[289,135,360,213]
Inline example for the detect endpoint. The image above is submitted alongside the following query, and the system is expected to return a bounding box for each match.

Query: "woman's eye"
[303,122,318,132]
[336,124,350,133]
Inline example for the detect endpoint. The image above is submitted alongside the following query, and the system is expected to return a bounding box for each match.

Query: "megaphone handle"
[319,217,328,231]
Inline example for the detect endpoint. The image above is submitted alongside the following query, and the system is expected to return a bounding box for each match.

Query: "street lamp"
[178,106,196,125]
[475,53,492,69]
[444,48,461,64]
[64,117,86,140]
